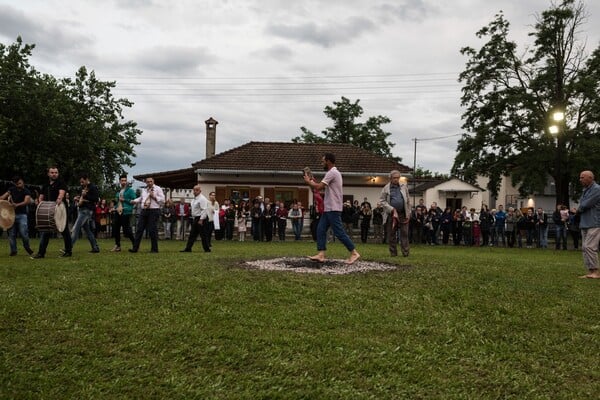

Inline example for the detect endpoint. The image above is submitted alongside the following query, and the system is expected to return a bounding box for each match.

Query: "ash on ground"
[241,257,409,275]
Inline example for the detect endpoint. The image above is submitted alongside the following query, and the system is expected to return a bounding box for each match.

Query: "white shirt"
[190,193,209,219]
[135,185,165,209]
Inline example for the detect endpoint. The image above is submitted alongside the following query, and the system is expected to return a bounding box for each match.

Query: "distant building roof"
[134,141,412,187]
[192,141,411,174]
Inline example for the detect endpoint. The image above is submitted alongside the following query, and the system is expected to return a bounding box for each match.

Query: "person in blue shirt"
[494,204,507,247]
[577,170,600,279]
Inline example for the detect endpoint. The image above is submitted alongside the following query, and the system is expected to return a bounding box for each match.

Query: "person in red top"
[308,172,324,241]
[175,197,190,240]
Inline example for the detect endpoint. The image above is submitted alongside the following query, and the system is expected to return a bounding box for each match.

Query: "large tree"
[0,37,141,186]
[452,0,600,206]
[292,96,400,161]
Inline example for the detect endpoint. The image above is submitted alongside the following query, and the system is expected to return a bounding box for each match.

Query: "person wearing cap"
[379,170,411,256]
[303,152,360,264]
[577,170,600,279]
[0,176,34,256]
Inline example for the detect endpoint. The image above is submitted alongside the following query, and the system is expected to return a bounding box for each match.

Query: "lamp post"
[549,108,567,206]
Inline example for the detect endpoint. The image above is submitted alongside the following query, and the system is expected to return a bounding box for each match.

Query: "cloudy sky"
[1,0,599,181]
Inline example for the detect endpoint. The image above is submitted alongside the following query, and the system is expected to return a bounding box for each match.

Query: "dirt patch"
[240,257,411,275]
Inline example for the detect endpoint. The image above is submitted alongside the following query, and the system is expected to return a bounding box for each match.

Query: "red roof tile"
[192,142,411,174]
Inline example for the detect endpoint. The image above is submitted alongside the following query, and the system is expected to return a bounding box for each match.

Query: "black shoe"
[10,251,17,256]
[180,249,191,252]
[31,254,45,259]
[128,249,138,253]
[89,249,100,253]
[150,250,158,253]
[25,248,34,255]
[59,252,72,257]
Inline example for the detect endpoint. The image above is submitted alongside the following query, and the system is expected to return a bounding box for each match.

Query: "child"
[237,211,247,242]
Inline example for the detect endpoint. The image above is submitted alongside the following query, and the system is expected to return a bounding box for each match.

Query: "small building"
[133,118,413,208]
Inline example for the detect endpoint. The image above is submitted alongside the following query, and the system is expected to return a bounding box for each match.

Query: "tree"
[0,37,141,187]
[292,96,401,161]
[452,0,600,206]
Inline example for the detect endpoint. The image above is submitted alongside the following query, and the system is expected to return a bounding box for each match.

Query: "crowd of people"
[405,202,582,250]
[1,164,599,278]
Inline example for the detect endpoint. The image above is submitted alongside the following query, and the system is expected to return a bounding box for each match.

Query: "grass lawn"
[1,238,598,399]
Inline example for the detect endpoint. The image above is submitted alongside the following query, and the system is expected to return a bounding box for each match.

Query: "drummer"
[0,176,34,256]
[31,166,73,259]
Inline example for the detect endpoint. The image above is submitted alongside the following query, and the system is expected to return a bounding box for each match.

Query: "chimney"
[205,117,218,158]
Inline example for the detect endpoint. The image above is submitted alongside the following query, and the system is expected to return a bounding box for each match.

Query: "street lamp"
[549,109,565,136]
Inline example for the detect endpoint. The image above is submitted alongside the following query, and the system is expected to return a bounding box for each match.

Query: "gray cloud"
[0,4,94,62]
[376,0,431,22]
[134,45,215,74]
[251,44,294,61]
[266,16,376,47]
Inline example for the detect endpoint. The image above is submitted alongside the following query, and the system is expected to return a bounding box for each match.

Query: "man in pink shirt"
[303,152,360,264]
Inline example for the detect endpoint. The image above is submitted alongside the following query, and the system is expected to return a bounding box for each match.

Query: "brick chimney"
[205,117,218,158]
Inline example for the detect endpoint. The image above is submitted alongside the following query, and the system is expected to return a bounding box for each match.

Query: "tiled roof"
[192,142,411,174]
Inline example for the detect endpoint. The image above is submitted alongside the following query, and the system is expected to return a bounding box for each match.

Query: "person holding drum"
[0,176,34,256]
[129,177,165,253]
[31,166,72,259]
[110,174,136,252]
[70,173,101,253]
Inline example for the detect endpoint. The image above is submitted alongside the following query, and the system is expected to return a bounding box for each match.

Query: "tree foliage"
[292,96,401,162]
[453,0,600,206]
[0,37,141,187]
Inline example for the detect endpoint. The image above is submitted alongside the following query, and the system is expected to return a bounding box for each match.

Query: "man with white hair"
[379,170,411,257]
[577,170,600,279]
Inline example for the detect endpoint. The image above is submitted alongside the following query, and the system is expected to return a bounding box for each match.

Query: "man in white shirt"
[129,177,165,253]
[180,184,211,253]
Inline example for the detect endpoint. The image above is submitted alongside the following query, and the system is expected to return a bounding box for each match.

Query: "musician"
[70,173,100,253]
[180,184,211,253]
[110,174,136,252]
[0,176,34,256]
[31,166,73,259]
[129,177,165,253]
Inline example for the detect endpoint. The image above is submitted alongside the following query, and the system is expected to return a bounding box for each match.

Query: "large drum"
[0,200,15,230]
[36,201,67,233]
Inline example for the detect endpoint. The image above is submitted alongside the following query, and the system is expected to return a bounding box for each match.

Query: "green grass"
[1,238,598,399]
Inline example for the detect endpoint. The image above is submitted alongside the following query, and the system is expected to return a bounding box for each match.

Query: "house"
[133,118,413,208]
[411,178,484,211]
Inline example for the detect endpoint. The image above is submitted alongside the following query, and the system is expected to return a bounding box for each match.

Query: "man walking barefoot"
[577,170,600,279]
[304,153,360,265]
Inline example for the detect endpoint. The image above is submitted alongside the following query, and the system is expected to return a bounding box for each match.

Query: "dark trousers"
[38,228,72,256]
[185,217,210,252]
[133,209,159,252]
[225,219,235,240]
[387,215,409,256]
[113,213,134,247]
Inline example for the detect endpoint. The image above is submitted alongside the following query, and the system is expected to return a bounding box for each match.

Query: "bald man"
[577,170,600,279]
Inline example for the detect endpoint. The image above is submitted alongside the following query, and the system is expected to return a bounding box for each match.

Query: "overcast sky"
[1,0,599,181]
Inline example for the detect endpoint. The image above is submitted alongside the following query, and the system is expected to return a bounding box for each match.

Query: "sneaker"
[59,249,66,255]
[111,246,121,252]
[89,249,100,253]
[180,249,191,252]
[31,254,44,259]
[59,252,72,257]
[10,251,17,256]
[25,247,34,255]
[128,249,138,253]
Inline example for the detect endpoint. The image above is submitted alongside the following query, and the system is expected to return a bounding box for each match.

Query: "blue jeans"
[9,213,31,253]
[292,219,302,240]
[316,211,355,252]
[71,208,99,250]
[555,224,567,249]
